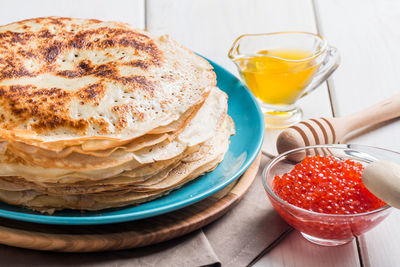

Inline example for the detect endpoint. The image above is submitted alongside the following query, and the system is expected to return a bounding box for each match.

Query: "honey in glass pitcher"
[229,32,340,128]
[238,49,319,106]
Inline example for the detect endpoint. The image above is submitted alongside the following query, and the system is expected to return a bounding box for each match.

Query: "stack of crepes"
[0,17,234,213]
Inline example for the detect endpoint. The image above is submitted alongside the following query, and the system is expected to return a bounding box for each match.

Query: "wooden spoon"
[276,94,400,155]
[362,160,400,209]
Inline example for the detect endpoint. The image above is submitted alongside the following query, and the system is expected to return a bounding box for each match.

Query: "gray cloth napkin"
[203,156,290,266]
[0,155,289,267]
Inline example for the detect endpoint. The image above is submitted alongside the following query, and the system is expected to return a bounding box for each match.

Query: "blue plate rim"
[0,56,265,225]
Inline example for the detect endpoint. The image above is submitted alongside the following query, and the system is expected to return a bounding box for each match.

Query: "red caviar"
[273,156,386,214]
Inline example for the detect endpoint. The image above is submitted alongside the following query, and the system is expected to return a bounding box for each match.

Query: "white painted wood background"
[1,0,399,266]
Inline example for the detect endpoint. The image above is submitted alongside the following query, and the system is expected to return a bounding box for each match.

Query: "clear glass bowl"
[263,144,393,246]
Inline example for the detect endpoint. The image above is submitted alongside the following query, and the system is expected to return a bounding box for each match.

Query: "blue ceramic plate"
[0,58,264,225]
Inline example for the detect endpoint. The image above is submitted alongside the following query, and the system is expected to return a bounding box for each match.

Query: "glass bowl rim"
[262,144,392,218]
[228,31,328,62]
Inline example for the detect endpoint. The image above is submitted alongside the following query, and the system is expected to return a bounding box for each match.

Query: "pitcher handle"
[300,45,340,98]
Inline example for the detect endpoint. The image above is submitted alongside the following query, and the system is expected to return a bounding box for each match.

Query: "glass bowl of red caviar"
[263,144,393,246]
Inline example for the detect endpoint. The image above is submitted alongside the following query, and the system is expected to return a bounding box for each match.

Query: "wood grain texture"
[276,94,400,154]
[146,0,331,158]
[315,0,400,266]
[0,0,145,28]
[0,1,366,265]
[358,210,400,267]
[147,0,316,73]
[254,231,360,267]
[254,0,361,264]
[0,155,260,252]
[315,0,400,148]
[148,0,357,264]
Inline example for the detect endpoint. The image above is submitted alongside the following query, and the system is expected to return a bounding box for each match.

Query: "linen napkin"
[203,156,290,266]
[0,154,290,267]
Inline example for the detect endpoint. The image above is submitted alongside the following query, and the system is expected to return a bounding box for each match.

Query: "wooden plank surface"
[146,1,357,266]
[315,0,400,148]
[147,0,317,73]
[254,231,360,267]
[146,0,332,157]
[0,1,381,265]
[0,0,145,28]
[315,0,400,266]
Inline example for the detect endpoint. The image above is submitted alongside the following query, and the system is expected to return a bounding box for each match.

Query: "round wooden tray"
[0,154,260,252]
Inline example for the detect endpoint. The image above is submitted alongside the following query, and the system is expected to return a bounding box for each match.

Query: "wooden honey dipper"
[276,93,400,155]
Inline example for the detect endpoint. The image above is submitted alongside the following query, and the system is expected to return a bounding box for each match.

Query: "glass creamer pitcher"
[229,32,340,128]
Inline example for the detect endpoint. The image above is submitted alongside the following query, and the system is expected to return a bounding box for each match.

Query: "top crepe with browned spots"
[0,17,215,143]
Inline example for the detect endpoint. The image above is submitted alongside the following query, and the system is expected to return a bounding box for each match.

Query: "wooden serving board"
[0,154,260,252]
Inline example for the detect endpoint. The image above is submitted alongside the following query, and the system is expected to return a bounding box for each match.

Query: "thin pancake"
[0,17,216,146]
[0,116,231,195]
[0,116,233,212]
[0,87,227,172]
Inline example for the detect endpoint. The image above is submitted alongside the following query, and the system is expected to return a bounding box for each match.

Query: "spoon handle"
[362,160,400,209]
[338,93,400,134]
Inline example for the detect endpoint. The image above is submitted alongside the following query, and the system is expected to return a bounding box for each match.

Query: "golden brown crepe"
[0,17,235,213]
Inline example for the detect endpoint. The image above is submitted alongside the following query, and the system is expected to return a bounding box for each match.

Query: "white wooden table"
[1,0,400,266]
